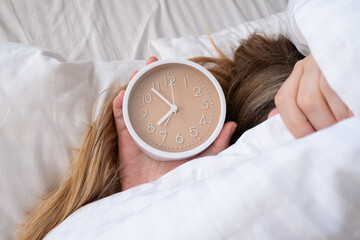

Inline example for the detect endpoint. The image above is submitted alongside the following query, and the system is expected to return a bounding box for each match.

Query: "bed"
[1,0,360,239]
[0,1,288,239]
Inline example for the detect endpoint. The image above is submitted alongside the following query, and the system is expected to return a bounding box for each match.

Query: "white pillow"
[148,12,287,60]
[0,42,145,240]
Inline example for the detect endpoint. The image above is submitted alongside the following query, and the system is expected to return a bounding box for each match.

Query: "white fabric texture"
[148,12,287,59]
[46,117,360,240]
[0,0,287,61]
[44,0,360,239]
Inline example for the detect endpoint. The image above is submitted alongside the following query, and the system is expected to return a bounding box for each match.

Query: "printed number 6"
[176,132,184,143]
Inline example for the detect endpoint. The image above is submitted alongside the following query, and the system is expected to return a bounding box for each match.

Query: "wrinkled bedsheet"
[0,0,287,61]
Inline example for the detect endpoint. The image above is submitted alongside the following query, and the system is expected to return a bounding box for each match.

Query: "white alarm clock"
[122,59,226,161]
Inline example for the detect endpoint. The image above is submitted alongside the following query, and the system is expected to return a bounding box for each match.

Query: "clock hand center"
[157,105,178,126]
[171,104,178,113]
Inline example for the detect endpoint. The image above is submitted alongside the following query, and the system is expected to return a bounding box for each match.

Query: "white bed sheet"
[0,0,287,61]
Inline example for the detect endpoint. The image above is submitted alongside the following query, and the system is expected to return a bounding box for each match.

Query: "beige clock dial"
[123,60,226,160]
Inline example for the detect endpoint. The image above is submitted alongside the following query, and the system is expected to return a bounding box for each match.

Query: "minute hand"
[151,88,173,107]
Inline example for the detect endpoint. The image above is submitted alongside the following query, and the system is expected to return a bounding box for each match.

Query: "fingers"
[113,90,143,159]
[319,74,353,121]
[146,56,158,65]
[276,54,354,139]
[129,57,159,81]
[297,59,336,130]
[113,90,126,132]
[275,61,315,138]
[200,121,237,157]
[129,71,138,81]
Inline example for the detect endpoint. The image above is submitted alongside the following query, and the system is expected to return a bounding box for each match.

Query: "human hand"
[270,54,353,139]
[113,57,237,190]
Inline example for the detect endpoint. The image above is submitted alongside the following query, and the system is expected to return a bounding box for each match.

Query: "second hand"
[170,83,176,115]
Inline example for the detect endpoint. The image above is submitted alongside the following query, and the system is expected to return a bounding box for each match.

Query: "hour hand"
[151,88,172,108]
[157,109,173,126]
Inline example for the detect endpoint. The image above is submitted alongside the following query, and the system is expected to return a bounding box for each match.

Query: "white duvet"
[44,0,360,239]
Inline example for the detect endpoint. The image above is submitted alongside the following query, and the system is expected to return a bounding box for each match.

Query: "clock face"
[124,60,225,159]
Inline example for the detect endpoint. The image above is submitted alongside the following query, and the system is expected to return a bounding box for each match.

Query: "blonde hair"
[18,88,124,240]
[19,34,303,239]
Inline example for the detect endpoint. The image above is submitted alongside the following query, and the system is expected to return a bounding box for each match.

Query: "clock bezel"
[122,59,226,161]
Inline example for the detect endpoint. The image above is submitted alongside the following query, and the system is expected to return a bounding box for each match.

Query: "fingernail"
[146,56,158,65]
[115,90,124,99]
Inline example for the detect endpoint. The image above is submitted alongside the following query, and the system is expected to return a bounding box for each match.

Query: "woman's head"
[192,33,304,143]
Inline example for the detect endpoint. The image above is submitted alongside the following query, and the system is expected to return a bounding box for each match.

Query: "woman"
[18,33,352,240]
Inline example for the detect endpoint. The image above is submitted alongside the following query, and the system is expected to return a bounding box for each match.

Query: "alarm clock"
[122,59,226,161]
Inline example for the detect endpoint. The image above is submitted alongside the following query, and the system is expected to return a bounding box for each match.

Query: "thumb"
[199,121,237,157]
[113,90,126,133]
